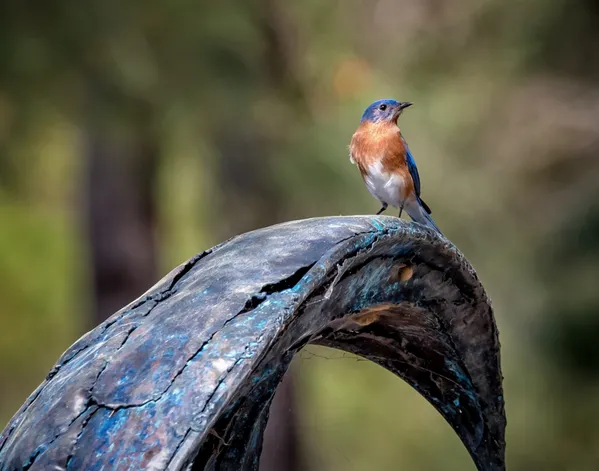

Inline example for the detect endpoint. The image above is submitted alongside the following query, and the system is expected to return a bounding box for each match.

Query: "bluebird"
[349,99,442,235]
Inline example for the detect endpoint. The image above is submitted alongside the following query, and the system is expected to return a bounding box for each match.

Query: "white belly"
[363,161,406,208]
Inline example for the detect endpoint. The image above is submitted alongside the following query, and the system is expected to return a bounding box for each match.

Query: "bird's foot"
[376,203,388,215]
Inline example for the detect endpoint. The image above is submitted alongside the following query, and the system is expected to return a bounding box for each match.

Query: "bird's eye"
[379,104,387,111]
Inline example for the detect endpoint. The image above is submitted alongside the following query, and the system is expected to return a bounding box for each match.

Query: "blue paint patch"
[369,218,384,231]
[444,359,474,388]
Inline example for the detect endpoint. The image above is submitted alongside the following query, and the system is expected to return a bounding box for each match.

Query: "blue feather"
[405,142,433,214]
[405,143,421,197]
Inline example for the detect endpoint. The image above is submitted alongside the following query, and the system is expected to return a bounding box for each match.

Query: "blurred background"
[1,0,599,469]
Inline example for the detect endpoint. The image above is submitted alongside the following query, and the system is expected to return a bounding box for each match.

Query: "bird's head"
[360,99,413,124]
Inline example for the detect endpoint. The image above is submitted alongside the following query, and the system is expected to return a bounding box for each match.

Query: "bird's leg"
[398,203,404,219]
[376,203,388,215]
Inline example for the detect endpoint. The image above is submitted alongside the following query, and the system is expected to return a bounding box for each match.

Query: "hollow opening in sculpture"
[191,250,492,470]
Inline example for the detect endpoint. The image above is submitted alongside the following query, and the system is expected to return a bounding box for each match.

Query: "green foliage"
[0,201,84,419]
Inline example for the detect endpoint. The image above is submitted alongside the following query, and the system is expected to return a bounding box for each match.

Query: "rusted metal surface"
[0,216,506,471]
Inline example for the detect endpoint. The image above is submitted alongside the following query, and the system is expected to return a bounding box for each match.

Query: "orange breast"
[350,121,415,200]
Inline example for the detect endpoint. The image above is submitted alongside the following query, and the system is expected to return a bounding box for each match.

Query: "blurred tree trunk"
[214,129,304,471]
[82,101,160,324]
[214,129,303,471]
[212,2,307,468]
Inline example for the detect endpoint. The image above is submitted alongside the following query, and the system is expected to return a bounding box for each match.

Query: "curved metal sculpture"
[0,216,505,471]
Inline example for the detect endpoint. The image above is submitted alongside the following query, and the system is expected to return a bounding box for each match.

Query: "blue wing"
[405,143,421,197]
[405,142,432,214]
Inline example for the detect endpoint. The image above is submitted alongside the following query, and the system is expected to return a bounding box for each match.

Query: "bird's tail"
[405,198,443,236]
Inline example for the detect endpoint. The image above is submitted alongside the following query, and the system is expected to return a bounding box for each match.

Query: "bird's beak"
[394,102,413,120]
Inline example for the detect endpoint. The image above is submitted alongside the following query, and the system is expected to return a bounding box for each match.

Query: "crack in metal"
[18,324,135,471]
[18,360,108,471]
[90,263,316,412]
[44,246,221,389]
[164,428,193,470]
[189,327,270,436]
[64,407,101,471]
